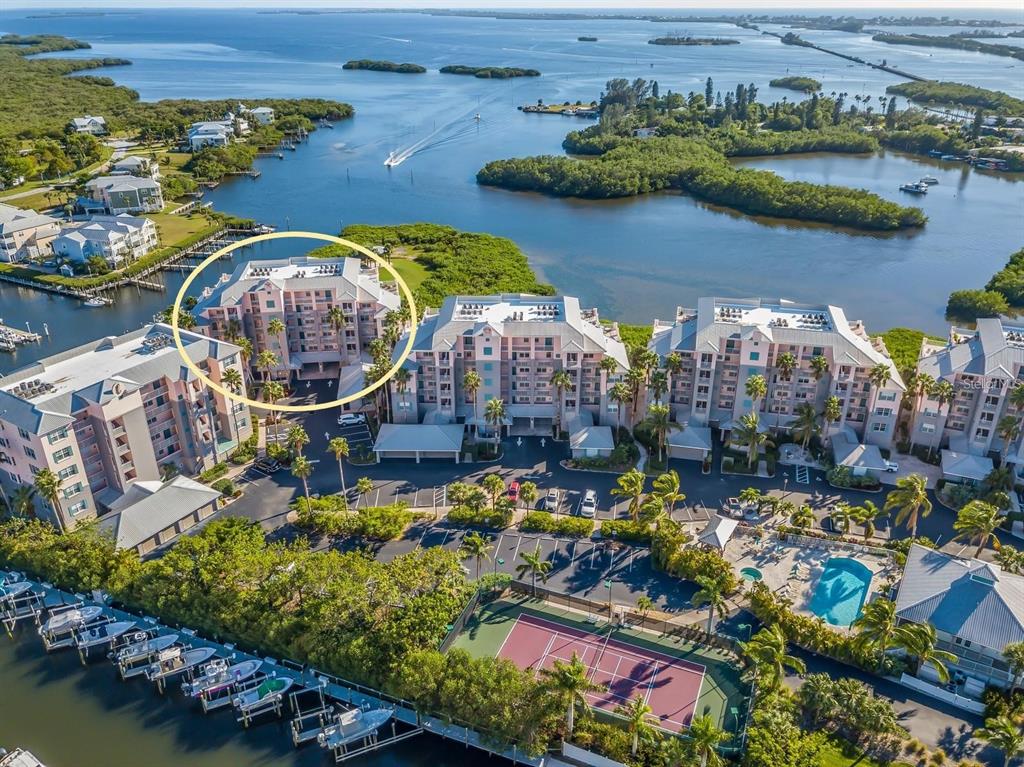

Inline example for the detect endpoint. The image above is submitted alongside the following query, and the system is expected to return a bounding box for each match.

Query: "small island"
[342,59,426,74]
[440,65,540,78]
[577,36,598,42]
[769,76,822,93]
[648,36,740,46]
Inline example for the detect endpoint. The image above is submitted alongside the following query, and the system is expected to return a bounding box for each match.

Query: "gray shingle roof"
[895,543,1024,652]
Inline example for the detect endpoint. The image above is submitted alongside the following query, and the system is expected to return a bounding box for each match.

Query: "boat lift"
[74,620,136,665]
[1,580,44,636]
[184,657,264,713]
[317,705,418,763]
[39,604,107,650]
[145,645,218,693]
[109,631,181,680]
[289,681,337,746]
[232,673,298,728]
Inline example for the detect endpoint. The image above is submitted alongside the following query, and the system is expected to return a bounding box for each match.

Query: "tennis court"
[498,613,705,732]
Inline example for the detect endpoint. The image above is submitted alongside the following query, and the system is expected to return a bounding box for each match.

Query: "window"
[483,362,493,372]
[52,446,74,463]
[749,352,760,361]
[874,408,893,418]
[265,300,276,309]
[23,446,36,460]
[47,428,69,444]
[67,500,88,516]
[483,346,492,356]
[484,379,493,387]
[62,482,83,499]
[921,423,936,434]
[57,465,78,481]
[878,391,897,401]
[18,428,30,440]
[872,423,888,432]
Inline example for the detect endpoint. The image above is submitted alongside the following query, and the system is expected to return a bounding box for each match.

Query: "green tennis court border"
[452,595,750,736]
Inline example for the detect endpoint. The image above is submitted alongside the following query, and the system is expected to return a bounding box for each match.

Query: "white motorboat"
[0,581,32,602]
[899,181,929,194]
[232,675,295,711]
[920,175,939,185]
[83,297,107,308]
[145,646,218,682]
[183,658,262,698]
[111,632,179,664]
[384,151,399,167]
[318,707,394,749]
[75,620,135,650]
[39,605,104,636]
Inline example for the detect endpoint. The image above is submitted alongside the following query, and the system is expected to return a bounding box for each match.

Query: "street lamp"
[604,578,613,619]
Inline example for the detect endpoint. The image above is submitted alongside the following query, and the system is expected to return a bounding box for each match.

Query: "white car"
[578,490,597,518]
[337,413,367,426]
[544,488,559,511]
[883,460,899,473]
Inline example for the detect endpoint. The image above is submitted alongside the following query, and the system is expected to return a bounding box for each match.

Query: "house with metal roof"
[912,319,1024,481]
[84,175,164,214]
[52,214,158,266]
[387,294,630,436]
[648,297,904,449]
[0,203,60,263]
[895,543,1024,689]
[97,475,221,555]
[69,115,107,135]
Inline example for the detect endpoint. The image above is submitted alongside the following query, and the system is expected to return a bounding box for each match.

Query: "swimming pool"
[807,557,873,627]
[740,567,763,582]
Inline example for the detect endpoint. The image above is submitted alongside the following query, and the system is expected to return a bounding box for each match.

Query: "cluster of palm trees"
[2,467,68,532]
[609,468,685,525]
[462,369,508,454]
[851,598,957,681]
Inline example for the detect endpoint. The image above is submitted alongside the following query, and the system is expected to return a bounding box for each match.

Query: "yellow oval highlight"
[171,231,417,413]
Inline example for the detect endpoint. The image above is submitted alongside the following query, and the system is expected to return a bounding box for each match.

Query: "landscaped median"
[292,495,422,541]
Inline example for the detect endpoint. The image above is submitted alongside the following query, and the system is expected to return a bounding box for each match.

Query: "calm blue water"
[808,556,874,627]
[1,8,1023,377]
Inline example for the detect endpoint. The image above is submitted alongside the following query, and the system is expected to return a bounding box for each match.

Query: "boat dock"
[0,322,42,353]
[0,748,47,767]
[0,573,540,765]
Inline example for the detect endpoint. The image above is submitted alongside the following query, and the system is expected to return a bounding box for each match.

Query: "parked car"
[883,460,899,473]
[578,490,597,518]
[507,481,520,503]
[544,488,559,511]
[337,412,367,426]
[253,457,282,473]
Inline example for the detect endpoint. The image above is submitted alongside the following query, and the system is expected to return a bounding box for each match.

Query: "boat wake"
[384,102,501,167]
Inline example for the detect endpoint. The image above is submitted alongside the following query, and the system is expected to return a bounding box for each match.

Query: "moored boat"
[74,620,135,650]
[920,175,939,185]
[899,181,929,194]
[183,658,262,698]
[145,646,218,682]
[318,707,394,750]
[39,605,103,636]
[232,675,295,711]
[0,581,32,602]
[110,632,179,664]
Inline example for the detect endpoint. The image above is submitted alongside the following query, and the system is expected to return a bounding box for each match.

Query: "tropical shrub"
[521,511,594,537]
[600,519,652,544]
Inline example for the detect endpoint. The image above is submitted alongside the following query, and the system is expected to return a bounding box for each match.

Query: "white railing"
[899,673,986,715]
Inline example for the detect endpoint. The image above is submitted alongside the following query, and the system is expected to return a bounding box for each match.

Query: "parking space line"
[512,535,523,562]
[569,541,577,564]
[416,526,429,549]
[590,547,597,568]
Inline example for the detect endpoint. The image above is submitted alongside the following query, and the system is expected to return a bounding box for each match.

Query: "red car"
[507,481,520,503]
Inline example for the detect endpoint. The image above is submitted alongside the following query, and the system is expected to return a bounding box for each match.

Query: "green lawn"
[820,737,915,767]
[387,258,430,292]
[148,210,216,245]
[454,596,749,737]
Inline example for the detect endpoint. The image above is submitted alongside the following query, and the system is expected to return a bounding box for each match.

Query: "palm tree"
[484,397,506,455]
[539,652,605,737]
[257,349,278,383]
[635,594,654,629]
[822,395,841,447]
[810,354,829,382]
[262,380,285,446]
[829,501,853,534]
[884,473,932,539]
[625,367,646,421]
[742,624,805,690]
[745,374,767,413]
[976,715,1024,767]
[515,544,552,596]
[459,531,493,579]
[686,714,729,767]
[852,598,898,670]
[9,485,36,519]
[551,369,574,435]
[609,382,632,436]
[355,476,374,508]
[33,468,65,533]
[776,351,797,382]
[691,575,728,637]
[611,468,646,522]
[1010,382,1024,433]
[790,504,815,530]
[617,695,655,757]
[291,455,313,512]
[850,500,883,541]
[868,362,891,411]
[327,437,349,498]
[392,367,411,418]
[1004,642,1024,693]
[953,499,1002,557]
[234,336,254,385]
[928,380,955,458]
[791,402,820,450]
[648,369,668,405]
[287,424,310,456]
[326,305,347,356]
[1000,415,1022,462]
[895,622,957,683]
[222,367,244,445]
[267,317,286,355]
[643,403,679,463]
[651,470,685,519]
[463,369,482,438]
[598,356,619,382]
[663,351,682,386]
[519,481,538,510]
[733,412,772,470]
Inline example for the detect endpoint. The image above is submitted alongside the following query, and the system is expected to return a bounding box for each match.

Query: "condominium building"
[0,203,60,263]
[0,325,251,530]
[912,319,1024,481]
[52,214,158,266]
[83,175,164,215]
[648,297,904,447]
[194,255,400,381]
[389,294,630,432]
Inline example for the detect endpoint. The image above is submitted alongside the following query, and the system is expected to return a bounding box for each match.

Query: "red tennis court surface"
[497,614,705,732]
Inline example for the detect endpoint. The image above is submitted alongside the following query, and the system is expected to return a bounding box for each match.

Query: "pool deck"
[727,535,894,628]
